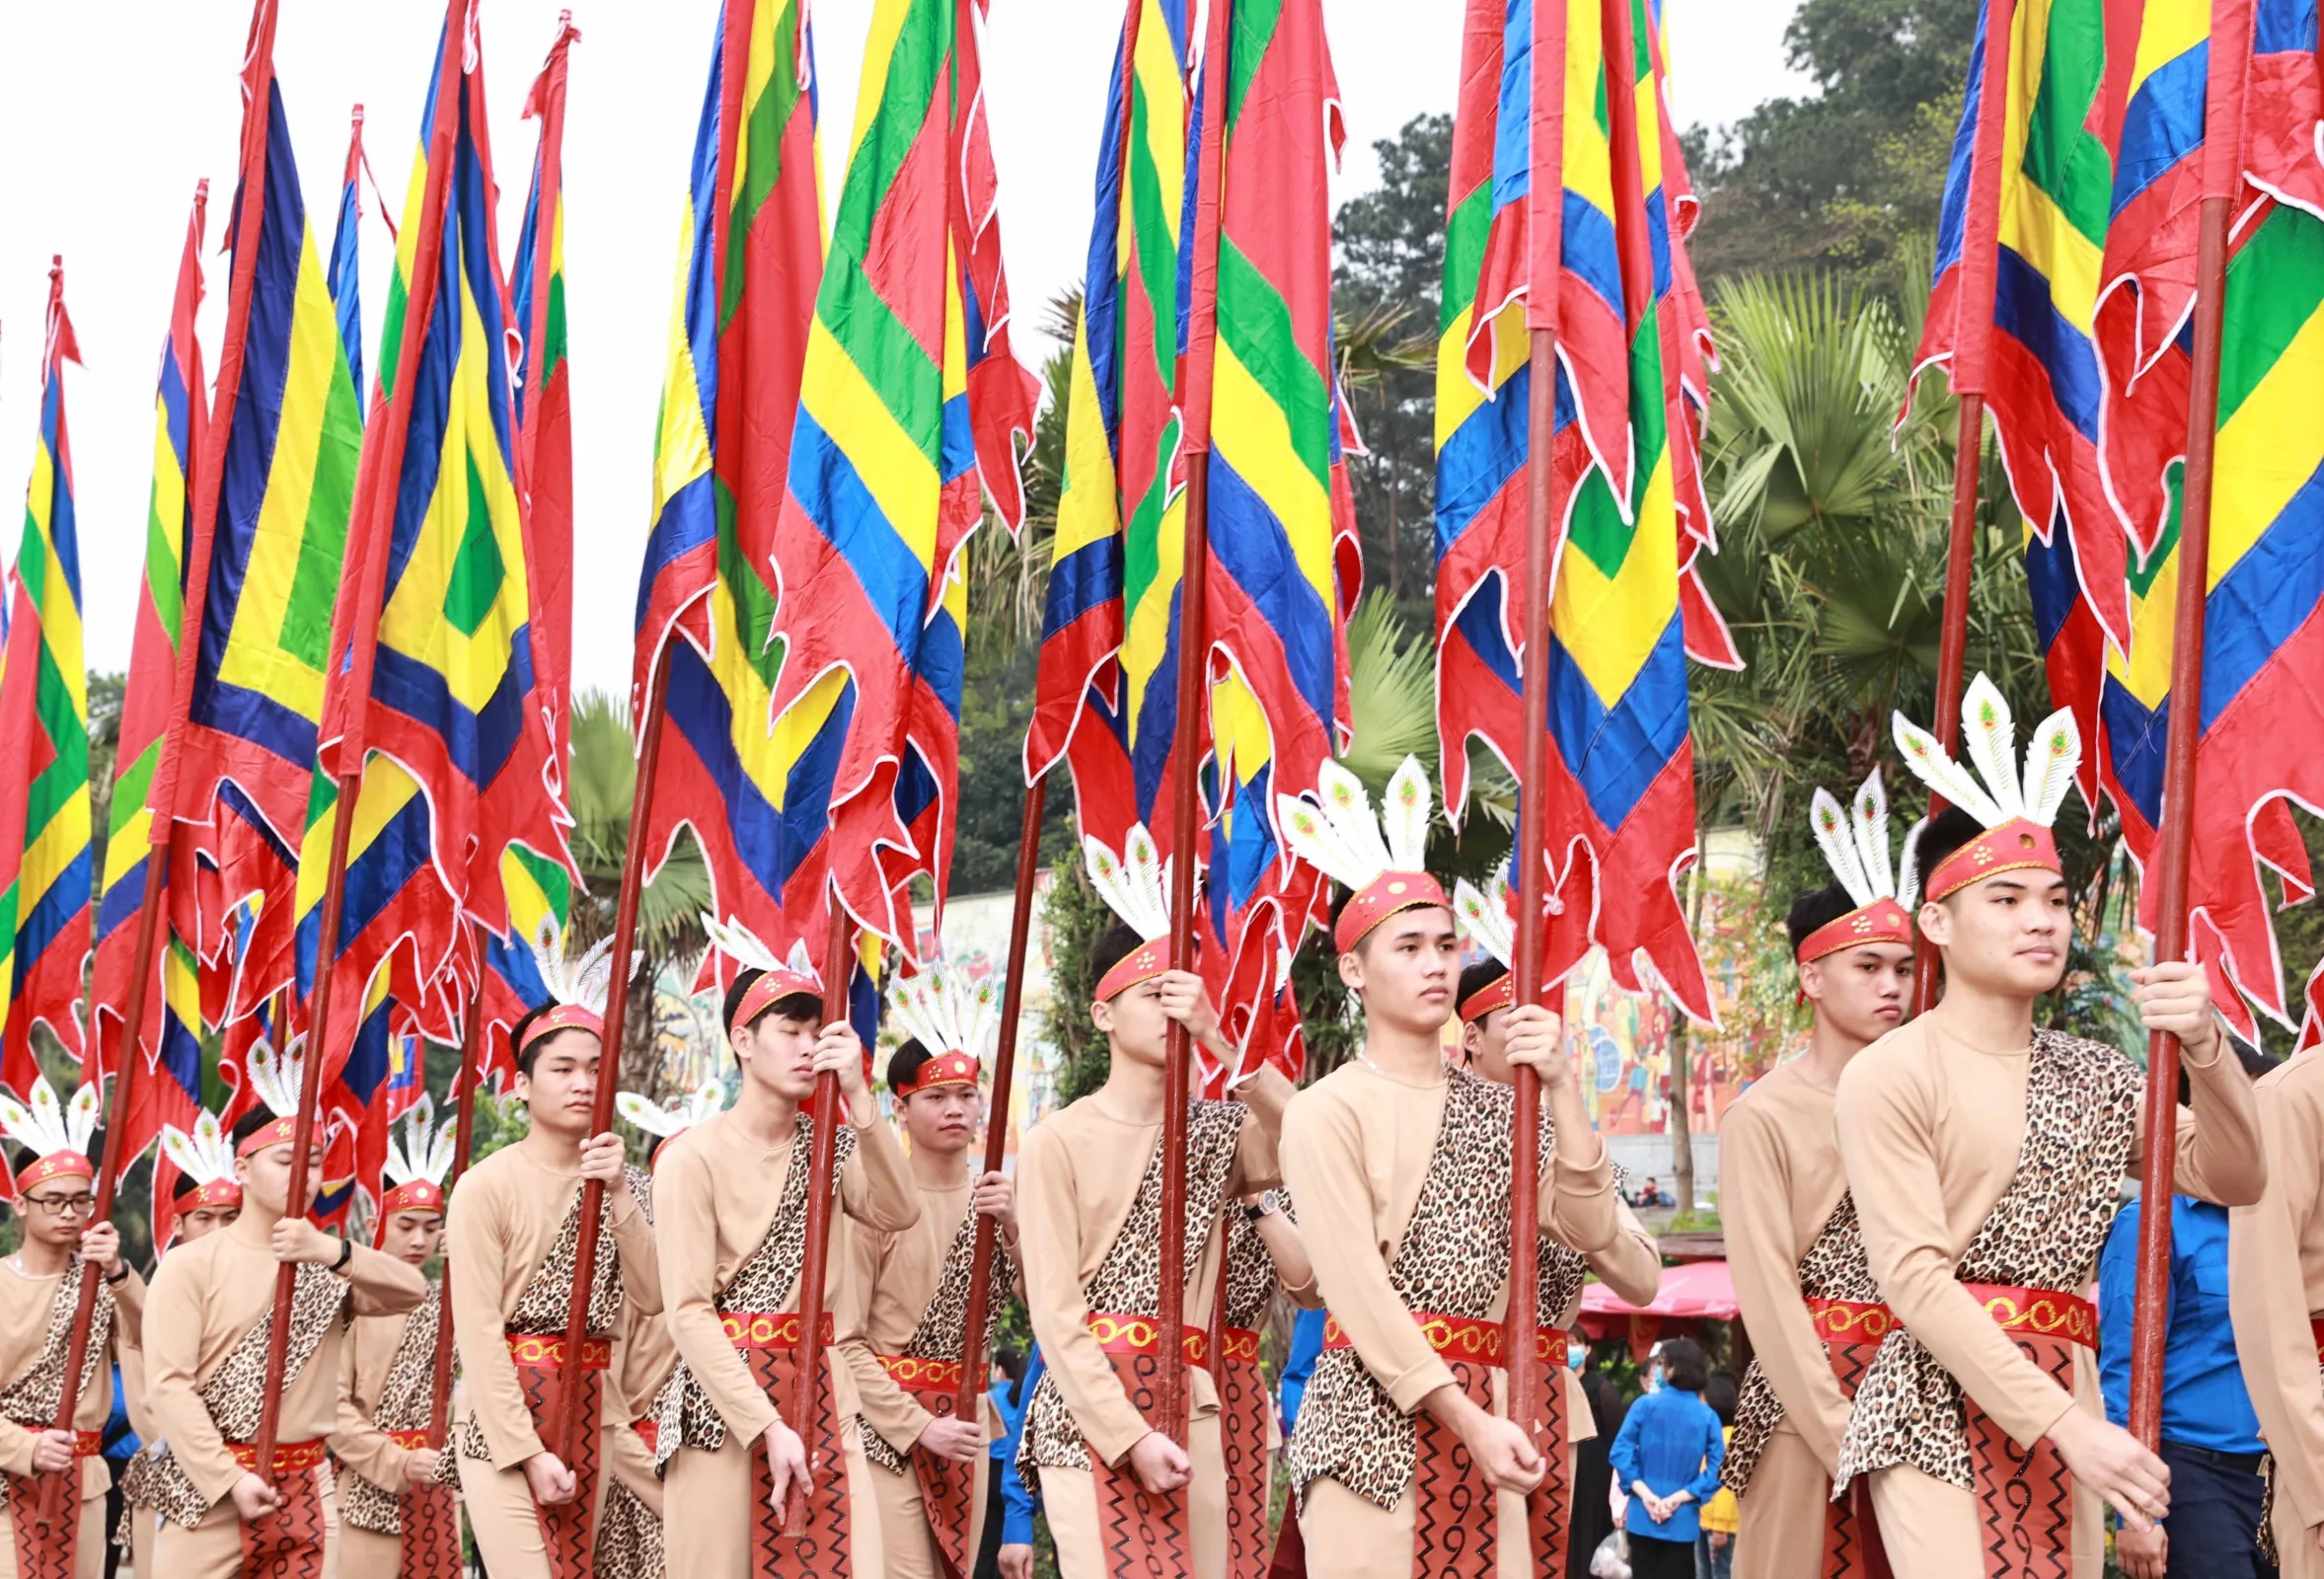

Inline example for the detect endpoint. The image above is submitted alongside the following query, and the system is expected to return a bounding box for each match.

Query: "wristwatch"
[1242,1190,1280,1223]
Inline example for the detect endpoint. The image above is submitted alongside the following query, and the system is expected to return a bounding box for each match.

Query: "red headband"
[236,1115,309,1159]
[375,1179,447,1243]
[897,1049,980,1097]
[1796,898,1914,965]
[1458,971,1514,1026]
[182,1179,242,1212]
[730,969,823,1035]
[518,1004,605,1059]
[1094,939,1170,1005]
[1333,871,1451,953]
[1925,817,2062,903]
[18,1151,93,1188]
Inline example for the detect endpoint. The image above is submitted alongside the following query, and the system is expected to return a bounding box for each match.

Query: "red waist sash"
[1807,1297,1896,1347]
[225,1438,329,1474]
[1321,1311,1566,1367]
[505,1331,613,1370]
[1087,1312,1210,1369]
[1218,1325,1261,1369]
[502,1331,612,1579]
[875,1353,965,1395]
[386,1427,433,1452]
[1805,1298,1895,1577]
[1962,1284,2095,1579]
[719,1311,837,1349]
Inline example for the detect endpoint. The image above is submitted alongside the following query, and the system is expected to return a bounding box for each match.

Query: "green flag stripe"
[1217,237,1331,492]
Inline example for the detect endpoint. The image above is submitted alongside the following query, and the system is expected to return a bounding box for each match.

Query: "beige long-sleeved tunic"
[654,1104,918,1441]
[1279,1061,1638,1417]
[1722,1062,1854,1472]
[1016,1093,1281,1467]
[332,1305,422,1499]
[1835,1014,2263,1451]
[145,1221,425,1508]
[839,1176,980,1455]
[445,1145,661,1473]
[0,1259,144,1502]
[2229,1050,2324,1555]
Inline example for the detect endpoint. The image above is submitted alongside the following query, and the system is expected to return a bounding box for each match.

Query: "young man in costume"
[1717,772,1917,1578]
[446,934,661,1579]
[1215,1178,1319,1579]
[0,1076,143,1579]
[837,965,1021,1579]
[333,1098,459,1579]
[1832,676,2265,1579]
[1015,824,1294,1579]
[1276,759,1656,1579]
[653,925,918,1578]
[2228,1006,2324,1576]
[143,1041,429,1579]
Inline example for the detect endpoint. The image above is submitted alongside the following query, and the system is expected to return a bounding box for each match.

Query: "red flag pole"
[785,897,856,1531]
[425,932,489,1453]
[551,662,669,1464]
[2127,0,2247,1451]
[254,0,467,1481]
[1910,0,2017,1018]
[40,181,214,1527]
[950,773,1046,1421]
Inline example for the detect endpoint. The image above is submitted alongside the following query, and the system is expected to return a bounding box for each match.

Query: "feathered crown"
[1797,769,1924,963]
[0,1073,100,1186]
[1451,867,1519,1023]
[888,957,999,1093]
[704,914,822,1033]
[160,1109,243,1215]
[375,1092,457,1239]
[1084,825,1176,1002]
[1277,757,1450,952]
[514,915,640,1060]
[1892,673,2081,903]
[235,1033,320,1158]
[617,1081,729,1170]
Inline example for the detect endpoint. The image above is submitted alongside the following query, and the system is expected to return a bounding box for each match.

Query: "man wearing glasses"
[0,1074,144,1579]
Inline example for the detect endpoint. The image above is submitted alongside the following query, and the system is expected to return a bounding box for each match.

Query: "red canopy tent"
[1577,1259,1738,1360]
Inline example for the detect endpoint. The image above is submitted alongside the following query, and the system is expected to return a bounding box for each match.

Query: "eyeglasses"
[22,1194,96,1218]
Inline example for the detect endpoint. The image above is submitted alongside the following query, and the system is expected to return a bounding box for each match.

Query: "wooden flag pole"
[552,660,670,1464]
[950,772,1047,1421]
[786,898,856,1531]
[425,932,490,1453]
[1910,0,2017,1019]
[2128,19,2243,1443]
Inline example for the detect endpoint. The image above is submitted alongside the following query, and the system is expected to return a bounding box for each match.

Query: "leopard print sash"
[143,1262,350,1528]
[1724,1192,1880,1493]
[0,1263,113,1433]
[1017,1099,1248,1474]
[1284,1068,1549,1508]
[654,1117,859,1464]
[340,1293,443,1536]
[1835,1030,2139,1494]
[455,1165,649,1466]
[1224,1204,1280,1333]
[861,1202,1018,1471]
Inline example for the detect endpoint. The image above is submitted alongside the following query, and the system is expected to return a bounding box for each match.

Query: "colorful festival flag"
[0,263,93,1092]
[764,0,1039,950]
[1431,0,1724,1017]
[92,187,212,1165]
[1026,0,1197,862]
[632,0,833,956]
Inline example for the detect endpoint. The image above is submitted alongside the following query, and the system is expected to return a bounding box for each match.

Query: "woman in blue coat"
[1610,1338,1728,1579]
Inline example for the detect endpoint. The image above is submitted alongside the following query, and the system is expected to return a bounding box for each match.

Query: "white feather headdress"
[700,913,819,984]
[1452,868,1517,968]
[0,1072,100,1165]
[1808,769,1925,912]
[1275,756,1434,893]
[528,914,637,1013]
[888,957,1001,1061]
[1892,673,2081,833]
[616,1082,729,1138]
[1083,823,1173,941]
[159,1109,236,1189]
[245,1033,311,1121]
[383,1092,458,1190]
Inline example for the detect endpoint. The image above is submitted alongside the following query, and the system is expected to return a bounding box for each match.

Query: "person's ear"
[1796,959,1821,1004]
[1089,997,1116,1035]
[1336,950,1364,993]
[1918,899,1952,947]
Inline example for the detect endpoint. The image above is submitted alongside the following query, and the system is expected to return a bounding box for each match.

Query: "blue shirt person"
[1278,1307,1327,1434]
[996,1346,1046,1550]
[1610,1342,1727,1552]
[2098,1195,2271,1579]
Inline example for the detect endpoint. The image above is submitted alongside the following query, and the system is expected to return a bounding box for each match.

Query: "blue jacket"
[1609,1387,1726,1544]
[2098,1195,2266,1456]
[996,1346,1046,1545]
[1279,1308,1327,1434]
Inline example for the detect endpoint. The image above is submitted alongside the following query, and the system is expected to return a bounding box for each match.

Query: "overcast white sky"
[0,0,1809,708]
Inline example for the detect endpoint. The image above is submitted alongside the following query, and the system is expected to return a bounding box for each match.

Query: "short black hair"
[1087,923,1148,997]
[887,1037,935,1092]
[1913,805,1987,897]
[511,1005,553,1078]
[1704,1368,1740,1425]
[722,967,821,1038]
[1784,882,1858,956]
[993,1344,1024,1384]
[1458,959,1509,1015]
[1658,1336,1708,1392]
[172,1168,200,1202]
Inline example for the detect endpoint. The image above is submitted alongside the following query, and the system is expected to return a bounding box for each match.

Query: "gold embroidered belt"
[505,1332,613,1370]
[876,1353,965,1394]
[226,1438,328,1474]
[718,1310,836,1349]
[1807,1297,1896,1345]
[1217,1325,1261,1369]
[1086,1312,1209,1368]
[387,1428,434,1452]
[1322,1312,1566,1367]
[1965,1283,2096,1349]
